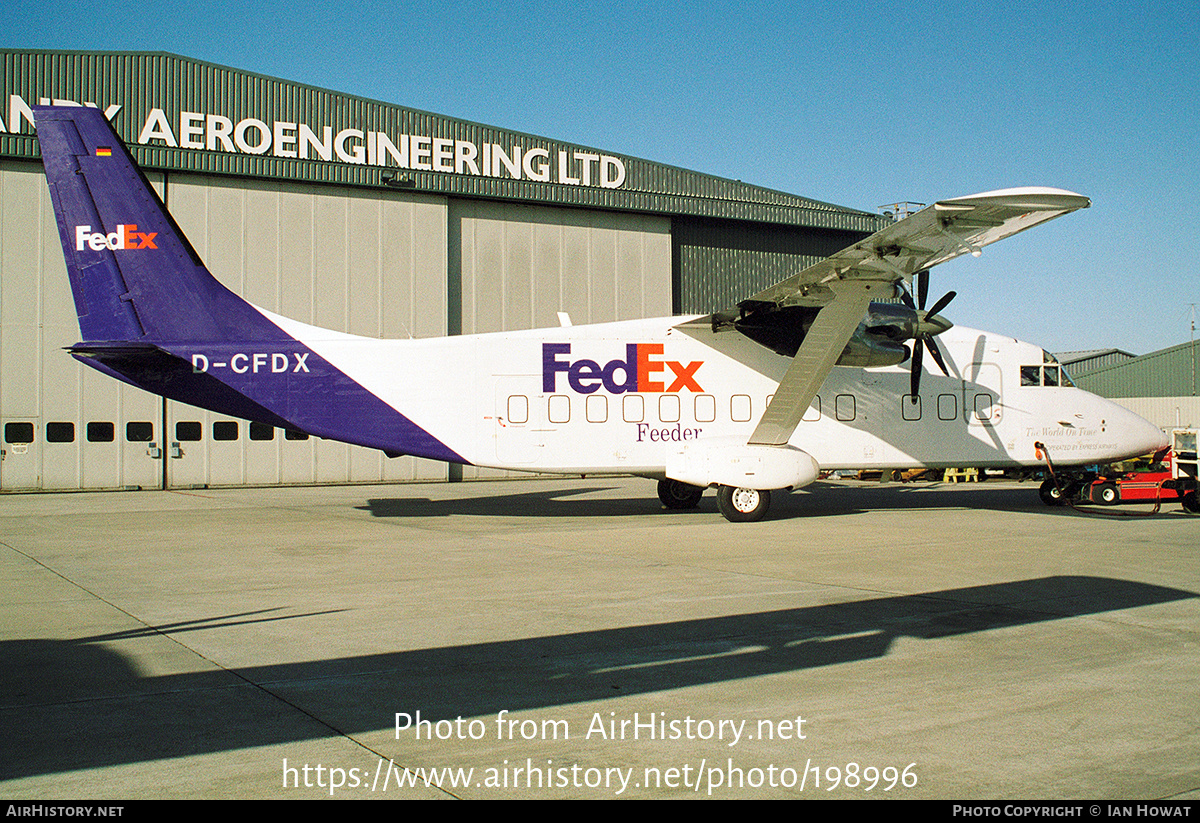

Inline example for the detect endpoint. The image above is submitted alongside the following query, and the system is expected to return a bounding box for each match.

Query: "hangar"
[1067,340,1200,431]
[0,50,887,491]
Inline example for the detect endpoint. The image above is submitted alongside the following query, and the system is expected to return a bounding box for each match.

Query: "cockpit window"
[1021,363,1072,387]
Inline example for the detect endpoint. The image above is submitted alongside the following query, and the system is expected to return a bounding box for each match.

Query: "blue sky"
[10,0,1199,357]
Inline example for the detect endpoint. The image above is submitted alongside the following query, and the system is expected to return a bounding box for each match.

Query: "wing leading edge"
[682,188,1091,448]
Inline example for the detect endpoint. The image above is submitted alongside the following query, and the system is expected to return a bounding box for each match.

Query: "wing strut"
[747,279,884,446]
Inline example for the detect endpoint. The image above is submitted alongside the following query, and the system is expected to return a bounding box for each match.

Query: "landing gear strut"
[716,485,771,522]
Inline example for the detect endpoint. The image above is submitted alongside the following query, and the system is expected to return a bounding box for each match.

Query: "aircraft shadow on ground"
[358,481,1180,521]
[1,576,1195,780]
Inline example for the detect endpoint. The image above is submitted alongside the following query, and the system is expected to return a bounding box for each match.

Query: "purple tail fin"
[35,105,289,345]
[34,105,467,464]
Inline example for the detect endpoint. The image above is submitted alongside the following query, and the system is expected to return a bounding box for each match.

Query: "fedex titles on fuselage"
[542,343,707,444]
[543,343,704,395]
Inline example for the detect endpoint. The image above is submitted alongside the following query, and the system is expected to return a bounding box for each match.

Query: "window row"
[502,392,993,425]
[3,421,310,445]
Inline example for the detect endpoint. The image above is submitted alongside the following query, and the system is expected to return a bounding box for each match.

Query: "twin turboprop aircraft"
[34,105,1167,521]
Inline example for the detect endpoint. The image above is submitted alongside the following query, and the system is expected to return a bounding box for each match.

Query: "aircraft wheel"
[1181,490,1200,513]
[657,478,704,510]
[1038,479,1066,506]
[1096,483,1119,505]
[717,486,771,522]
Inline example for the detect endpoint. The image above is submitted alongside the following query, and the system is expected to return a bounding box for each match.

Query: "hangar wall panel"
[454,200,671,479]
[457,201,671,333]
[1,161,162,491]
[1111,397,1200,432]
[0,160,457,490]
[674,217,868,314]
[163,174,451,487]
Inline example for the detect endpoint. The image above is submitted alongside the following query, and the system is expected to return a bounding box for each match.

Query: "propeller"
[900,270,956,402]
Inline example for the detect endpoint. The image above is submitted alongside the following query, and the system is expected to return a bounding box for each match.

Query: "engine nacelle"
[666,437,820,490]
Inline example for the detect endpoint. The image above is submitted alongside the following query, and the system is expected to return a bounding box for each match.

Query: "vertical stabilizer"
[35,105,288,345]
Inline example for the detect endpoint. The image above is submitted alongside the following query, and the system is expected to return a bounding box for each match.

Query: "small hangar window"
[249,422,275,441]
[5,422,34,444]
[213,421,239,441]
[176,422,202,442]
[126,422,154,442]
[47,422,75,443]
[285,429,310,441]
[86,422,115,442]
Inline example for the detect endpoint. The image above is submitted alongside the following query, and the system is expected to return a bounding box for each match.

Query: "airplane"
[32,105,1169,521]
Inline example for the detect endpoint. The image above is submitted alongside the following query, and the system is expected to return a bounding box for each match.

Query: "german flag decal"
[95,147,112,157]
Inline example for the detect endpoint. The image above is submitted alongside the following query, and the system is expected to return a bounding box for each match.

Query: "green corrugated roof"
[0,49,886,231]
[1072,340,1200,398]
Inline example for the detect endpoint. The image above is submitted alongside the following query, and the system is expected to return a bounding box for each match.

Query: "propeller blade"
[924,336,950,376]
[909,339,924,400]
[925,289,957,320]
[917,270,929,309]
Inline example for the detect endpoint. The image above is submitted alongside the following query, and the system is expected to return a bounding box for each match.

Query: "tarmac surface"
[1,476,1197,799]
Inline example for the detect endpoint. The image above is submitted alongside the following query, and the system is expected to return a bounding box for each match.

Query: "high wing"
[679,188,1092,447]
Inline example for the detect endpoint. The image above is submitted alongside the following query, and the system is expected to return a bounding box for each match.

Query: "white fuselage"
[263,310,1166,479]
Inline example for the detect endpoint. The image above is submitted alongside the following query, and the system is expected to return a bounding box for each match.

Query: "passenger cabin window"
[659,394,680,423]
[622,394,644,423]
[937,394,958,421]
[731,395,752,423]
[548,395,570,424]
[835,394,856,422]
[902,396,921,421]
[586,395,607,423]
[506,395,529,425]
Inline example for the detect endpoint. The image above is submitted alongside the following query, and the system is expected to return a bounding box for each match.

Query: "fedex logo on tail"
[543,343,703,394]
[74,224,158,251]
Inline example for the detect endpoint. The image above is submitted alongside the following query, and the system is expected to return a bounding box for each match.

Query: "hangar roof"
[0,50,887,233]
[1071,340,1200,398]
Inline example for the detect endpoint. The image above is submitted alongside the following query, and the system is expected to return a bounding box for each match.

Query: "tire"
[657,478,704,510]
[1182,490,1200,514]
[1039,479,1066,506]
[1096,483,1119,505]
[716,486,771,522]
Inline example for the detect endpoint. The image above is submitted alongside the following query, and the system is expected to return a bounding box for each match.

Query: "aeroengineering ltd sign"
[2,93,627,189]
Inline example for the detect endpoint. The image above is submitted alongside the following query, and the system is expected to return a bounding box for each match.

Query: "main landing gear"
[657,478,704,510]
[656,479,773,522]
[716,485,772,522]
